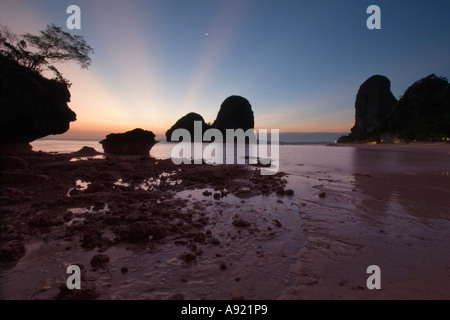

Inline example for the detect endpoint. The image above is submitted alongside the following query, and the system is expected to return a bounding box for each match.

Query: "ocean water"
[31,139,450,176]
[31,139,177,160]
[31,139,104,154]
[31,132,346,156]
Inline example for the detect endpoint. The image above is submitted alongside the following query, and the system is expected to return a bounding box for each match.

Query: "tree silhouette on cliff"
[0,23,94,86]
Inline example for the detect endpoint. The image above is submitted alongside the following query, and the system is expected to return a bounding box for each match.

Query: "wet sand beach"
[1,143,449,299]
[281,143,450,299]
[342,141,450,155]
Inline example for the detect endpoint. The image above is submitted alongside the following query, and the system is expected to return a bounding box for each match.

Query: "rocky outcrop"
[351,75,397,135]
[339,74,450,142]
[380,74,450,141]
[71,146,102,157]
[212,95,255,135]
[165,112,211,142]
[0,56,76,154]
[165,95,255,142]
[99,128,158,155]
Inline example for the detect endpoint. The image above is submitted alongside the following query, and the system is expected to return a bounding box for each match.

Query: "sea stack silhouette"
[212,95,254,135]
[351,75,397,135]
[380,74,450,141]
[339,74,450,142]
[165,95,255,142]
[166,112,211,142]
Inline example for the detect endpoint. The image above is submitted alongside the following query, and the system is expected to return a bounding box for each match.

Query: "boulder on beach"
[71,146,102,157]
[0,56,76,154]
[99,128,158,155]
[90,254,110,269]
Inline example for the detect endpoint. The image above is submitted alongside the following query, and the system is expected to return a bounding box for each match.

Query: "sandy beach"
[1,143,449,300]
[341,141,450,155]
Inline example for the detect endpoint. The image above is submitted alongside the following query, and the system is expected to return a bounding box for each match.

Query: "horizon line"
[37,131,350,141]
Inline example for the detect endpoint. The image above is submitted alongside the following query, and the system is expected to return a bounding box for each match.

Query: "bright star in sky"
[1,0,449,139]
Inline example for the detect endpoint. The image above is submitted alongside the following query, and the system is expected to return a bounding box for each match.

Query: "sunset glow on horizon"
[1,0,449,140]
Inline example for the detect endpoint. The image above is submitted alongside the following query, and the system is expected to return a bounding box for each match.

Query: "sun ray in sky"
[180,0,253,116]
[86,1,165,126]
[1,0,450,138]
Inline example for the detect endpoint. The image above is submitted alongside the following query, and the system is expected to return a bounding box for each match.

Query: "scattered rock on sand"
[90,253,110,269]
[118,222,151,243]
[0,240,25,263]
[81,229,103,248]
[285,189,294,196]
[56,284,99,300]
[179,252,196,263]
[125,211,144,222]
[84,183,104,193]
[273,219,282,228]
[148,224,167,241]
[167,293,185,300]
[232,218,251,228]
[231,291,245,300]
[202,190,212,197]
[104,215,121,225]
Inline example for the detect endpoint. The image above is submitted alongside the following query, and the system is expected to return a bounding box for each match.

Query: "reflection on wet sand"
[280,144,450,299]
[352,147,450,220]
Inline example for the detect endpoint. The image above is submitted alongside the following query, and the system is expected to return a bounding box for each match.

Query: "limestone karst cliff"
[0,56,76,153]
[165,95,255,142]
[339,74,450,142]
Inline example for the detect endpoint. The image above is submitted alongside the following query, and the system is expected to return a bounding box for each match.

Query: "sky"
[1,0,450,139]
